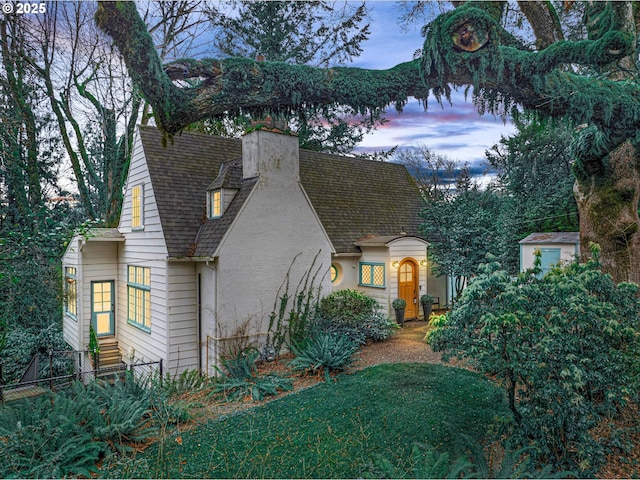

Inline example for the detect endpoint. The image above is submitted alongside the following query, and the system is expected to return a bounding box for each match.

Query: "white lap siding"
[167,262,199,374]
[116,132,169,367]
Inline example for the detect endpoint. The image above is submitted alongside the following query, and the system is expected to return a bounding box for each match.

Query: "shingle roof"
[207,159,243,190]
[140,126,242,257]
[138,126,425,258]
[519,232,580,244]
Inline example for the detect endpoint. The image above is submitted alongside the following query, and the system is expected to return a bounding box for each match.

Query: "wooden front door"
[398,260,418,319]
[92,281,115,336]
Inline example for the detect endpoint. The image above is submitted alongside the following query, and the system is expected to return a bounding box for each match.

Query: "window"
[330,265,338,283]
[359,262,385,288]
[131,184,144,229]
[127,266,151,331]
[209,190,221,218]
[64,267,77,318]
[330,263,343,285]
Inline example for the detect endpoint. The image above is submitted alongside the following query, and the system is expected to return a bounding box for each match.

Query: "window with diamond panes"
[359,262,385,288]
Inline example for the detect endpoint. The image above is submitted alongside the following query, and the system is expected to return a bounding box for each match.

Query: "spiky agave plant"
[289,333,358,381]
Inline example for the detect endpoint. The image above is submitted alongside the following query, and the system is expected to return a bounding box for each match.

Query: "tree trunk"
[574,141,640,284]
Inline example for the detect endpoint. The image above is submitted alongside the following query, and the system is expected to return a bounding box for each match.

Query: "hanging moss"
[420,4,505,105]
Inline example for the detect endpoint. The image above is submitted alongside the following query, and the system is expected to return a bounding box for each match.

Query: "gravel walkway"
[353,320,444,369]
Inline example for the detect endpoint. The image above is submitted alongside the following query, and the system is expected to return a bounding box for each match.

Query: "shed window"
[127,266,151,332]
[359,262,385,288]
[64,267,77,318]
[131,184,144,229]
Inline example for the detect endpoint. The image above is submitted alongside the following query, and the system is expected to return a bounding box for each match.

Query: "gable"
[138,126,242,258]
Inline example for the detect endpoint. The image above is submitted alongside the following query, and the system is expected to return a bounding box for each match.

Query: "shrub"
[313,290,397,345]
[0,373,161,477]
[289,333,358,381]
[212,347,293,402]
[319,289,377,323]
[391,298,406,309]
[420,294,435,305]
[427,252,640,474]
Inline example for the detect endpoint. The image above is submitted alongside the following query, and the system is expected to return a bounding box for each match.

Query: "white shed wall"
[62,237,81,349]
[520,242,579,271]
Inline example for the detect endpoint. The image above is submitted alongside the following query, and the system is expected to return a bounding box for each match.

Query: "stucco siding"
[167,262,198,374]
[330,257,359,291]
[215,180,332,355]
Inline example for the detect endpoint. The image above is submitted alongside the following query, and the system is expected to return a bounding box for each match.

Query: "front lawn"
[105,363,511,478]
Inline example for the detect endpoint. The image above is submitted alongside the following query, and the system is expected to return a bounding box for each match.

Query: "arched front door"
[398,259,418,319]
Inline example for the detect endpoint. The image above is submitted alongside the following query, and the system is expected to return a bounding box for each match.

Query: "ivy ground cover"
[106,363,511,478]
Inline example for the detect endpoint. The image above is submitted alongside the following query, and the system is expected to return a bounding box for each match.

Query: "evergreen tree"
[197,0,377,154]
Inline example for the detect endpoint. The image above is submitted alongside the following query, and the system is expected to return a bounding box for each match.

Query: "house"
[519,232,580,274]
[62,125,447,376]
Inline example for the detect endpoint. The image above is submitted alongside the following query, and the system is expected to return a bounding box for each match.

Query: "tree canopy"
[95,0,640,283]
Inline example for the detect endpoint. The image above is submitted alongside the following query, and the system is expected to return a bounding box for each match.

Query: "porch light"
[420,259,427,266]
[391,261,399,268]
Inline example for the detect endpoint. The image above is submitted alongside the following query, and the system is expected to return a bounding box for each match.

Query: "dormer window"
[209,190,222,218]
[207,158,242,219]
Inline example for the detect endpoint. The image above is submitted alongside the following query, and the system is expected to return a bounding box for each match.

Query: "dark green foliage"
[421,186,508,298]
[1,324,70,384]
[486,117,579,272]
[319,288,377,321]
[0,373,163,477]
[0,391,105,478]
[202,0,378,154]
[370,442,472,479]
[160,369,209,397]
[89,375,159,452]
[370,437,567,479]
[314,289,397,344]
[212,347,293,402]
[211,374,293,403]
[219,347,260,380]
[428,252,640,474]
[290,333,358,381]
[391,298,407,310]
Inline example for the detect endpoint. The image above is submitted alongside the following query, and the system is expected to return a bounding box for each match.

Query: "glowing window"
[330,265,338,283]
[210,190,221,218]
[359,262,385,288]
[127,265,151,331]
[131,184,143,229]
[64,267,77,318]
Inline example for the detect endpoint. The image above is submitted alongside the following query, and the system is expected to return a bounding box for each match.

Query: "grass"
[104,363,511,478]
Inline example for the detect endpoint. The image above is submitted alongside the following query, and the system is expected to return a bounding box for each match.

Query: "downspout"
[78,238,85,351]
[205,259,218,374]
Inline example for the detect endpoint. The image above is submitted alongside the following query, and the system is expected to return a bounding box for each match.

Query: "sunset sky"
[350,2,516,168]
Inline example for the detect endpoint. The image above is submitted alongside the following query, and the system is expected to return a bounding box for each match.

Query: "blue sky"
[350,2,516,168]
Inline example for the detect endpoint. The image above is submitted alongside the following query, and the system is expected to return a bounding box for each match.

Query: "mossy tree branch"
[97,1,637,153]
